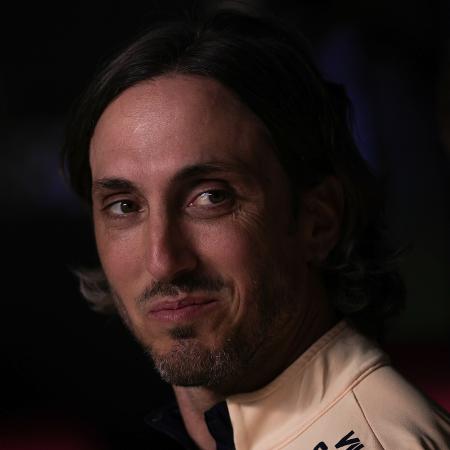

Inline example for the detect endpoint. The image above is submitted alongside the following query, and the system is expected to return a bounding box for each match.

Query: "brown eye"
[108,200,139,216]
[190,190,231,207]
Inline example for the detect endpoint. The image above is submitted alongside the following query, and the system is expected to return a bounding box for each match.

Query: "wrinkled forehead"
[89,74,277,180]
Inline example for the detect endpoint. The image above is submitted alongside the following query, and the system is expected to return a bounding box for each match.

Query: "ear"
[299,176,344,264]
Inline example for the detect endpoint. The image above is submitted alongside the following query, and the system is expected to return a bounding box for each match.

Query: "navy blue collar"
[146,399,235,450]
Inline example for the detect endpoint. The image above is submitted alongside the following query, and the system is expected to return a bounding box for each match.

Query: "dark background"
[1,1,449,448]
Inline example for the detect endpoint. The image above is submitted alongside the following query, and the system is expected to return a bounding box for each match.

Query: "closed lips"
[148,297,218,312]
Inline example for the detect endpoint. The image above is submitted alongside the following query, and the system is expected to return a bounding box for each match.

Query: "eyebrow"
[91,160,254,196]
[92,178,138,195]
[172,161,251,184]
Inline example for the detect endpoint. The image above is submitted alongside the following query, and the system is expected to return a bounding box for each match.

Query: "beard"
[148,324,248,389]
[112,257,296,394]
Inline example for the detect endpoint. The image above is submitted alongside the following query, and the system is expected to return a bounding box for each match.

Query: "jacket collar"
[226,320,388,449]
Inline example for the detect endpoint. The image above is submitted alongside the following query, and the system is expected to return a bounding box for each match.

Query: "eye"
[106,200,140,217]
[188,189,232,208]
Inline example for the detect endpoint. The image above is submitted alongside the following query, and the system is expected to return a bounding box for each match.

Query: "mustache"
[135,273,227,306]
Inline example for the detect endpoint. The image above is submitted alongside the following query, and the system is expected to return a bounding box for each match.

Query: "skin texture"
[89,74,342,449]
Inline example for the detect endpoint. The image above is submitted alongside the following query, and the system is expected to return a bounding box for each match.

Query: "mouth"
[147,296,220,323]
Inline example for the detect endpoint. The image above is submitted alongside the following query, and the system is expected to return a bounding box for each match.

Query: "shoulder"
[352,365,450,449]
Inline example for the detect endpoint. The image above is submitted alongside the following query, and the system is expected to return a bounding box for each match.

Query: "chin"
[147,338,240,388]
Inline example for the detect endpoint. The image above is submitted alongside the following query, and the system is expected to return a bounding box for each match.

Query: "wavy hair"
[62,8,405,337]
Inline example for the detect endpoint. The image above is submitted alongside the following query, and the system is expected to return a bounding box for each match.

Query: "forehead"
[89,74,275,182]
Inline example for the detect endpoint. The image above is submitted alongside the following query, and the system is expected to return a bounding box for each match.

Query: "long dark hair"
[62,8,405,337]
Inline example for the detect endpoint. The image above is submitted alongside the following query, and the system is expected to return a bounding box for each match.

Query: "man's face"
[90,75,318,393]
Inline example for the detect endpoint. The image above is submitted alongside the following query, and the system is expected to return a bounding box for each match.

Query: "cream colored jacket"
[226,321,450,449]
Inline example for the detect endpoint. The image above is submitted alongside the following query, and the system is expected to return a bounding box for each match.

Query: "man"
[62,8,450,450]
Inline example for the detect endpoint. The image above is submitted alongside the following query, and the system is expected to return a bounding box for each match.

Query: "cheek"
[192,212,269,292]
[94,220,145,299]
[204,207,305,294]
[197,214,260,261]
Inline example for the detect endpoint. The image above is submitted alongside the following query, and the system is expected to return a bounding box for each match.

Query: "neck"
[173,386,223,450]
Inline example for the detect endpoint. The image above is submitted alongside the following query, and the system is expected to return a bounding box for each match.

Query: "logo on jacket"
[313,430,364,450]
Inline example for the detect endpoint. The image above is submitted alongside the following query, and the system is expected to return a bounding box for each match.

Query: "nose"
[144,213,198,283]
